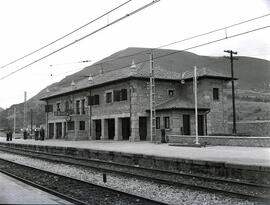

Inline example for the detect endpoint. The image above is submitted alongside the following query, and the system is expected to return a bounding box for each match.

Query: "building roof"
[40,62,232,100]
[154,96,210,112]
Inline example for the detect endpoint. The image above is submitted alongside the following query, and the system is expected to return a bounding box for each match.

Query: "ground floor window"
[164,116,170,129]
[156,117,160,129]
[67,121,74,130]
[79,121,85,130]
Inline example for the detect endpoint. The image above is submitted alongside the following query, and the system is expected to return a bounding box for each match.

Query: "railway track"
[0,145,269,204]
[0,158,167,205]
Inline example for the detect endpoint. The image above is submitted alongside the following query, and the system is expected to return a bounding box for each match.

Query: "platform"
[1,137,270,184]
[0,137,269,167]
[0,171,71,204]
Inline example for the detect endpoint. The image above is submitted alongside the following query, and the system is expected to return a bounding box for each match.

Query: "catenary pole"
[13,107,16,135]
[194,66,199,144]
[224,50,237,134]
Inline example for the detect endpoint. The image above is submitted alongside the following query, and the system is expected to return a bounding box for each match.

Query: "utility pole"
[13,107,16,135]
[30,109,33,134]
[224,50,237,135]
[149,51,156,142]
[194,66,199,144]
[24,91,27,130]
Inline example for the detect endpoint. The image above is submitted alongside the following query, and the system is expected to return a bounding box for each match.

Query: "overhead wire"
[0,0,133,70]
[0,0,160,80]
[75,25,270,79]
[88,13,270,66]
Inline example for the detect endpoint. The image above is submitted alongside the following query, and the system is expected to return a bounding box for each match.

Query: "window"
[45,105,53,112]
[156,117,160,129]
[168,90,175,97]
[67,121,74,130]
[164,117,170,129]
[113,90,121,102]
[121,89,127,101]
[65,101,69,111]
[113,89,127,102]
[94,95,99,105]
[213,88,219,101]
[88,95,100,105]
[76,100,80,114]
[106,92,112,103]
[81,99,85,114]
[79,121,85,130]
[56,103,61,111]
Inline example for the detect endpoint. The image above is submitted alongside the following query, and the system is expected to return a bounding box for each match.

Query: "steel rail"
[0,157,168,205]
[0,145,269,203]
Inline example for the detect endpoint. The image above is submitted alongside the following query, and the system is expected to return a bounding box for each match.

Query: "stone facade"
[44,76,229,141]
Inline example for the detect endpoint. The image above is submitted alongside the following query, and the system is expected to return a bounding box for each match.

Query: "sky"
[0,0,269,109]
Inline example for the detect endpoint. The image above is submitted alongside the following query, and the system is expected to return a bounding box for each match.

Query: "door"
[95,120,101,140]
[122,118,130,140]
[198,115,204,136]
[183,115,190,135]
[139,117,147,140]
[108,119,115,140]
[56,122,62,139]
[49,123,54,139]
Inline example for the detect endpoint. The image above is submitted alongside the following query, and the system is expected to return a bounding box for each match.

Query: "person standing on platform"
[34,129,38,140]
[8,130,12,141]
[23,130,27,140]
[40,127,45,141]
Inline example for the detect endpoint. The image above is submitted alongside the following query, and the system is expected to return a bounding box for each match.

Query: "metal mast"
[150,51,156,142]
[24,91,27,129]
[194,66,199,144]
[13,107,16,134]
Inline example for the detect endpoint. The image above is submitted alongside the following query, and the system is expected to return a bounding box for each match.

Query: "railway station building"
[40,62,232,141]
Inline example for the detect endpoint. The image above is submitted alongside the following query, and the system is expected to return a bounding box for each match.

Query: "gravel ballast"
[0,151,263,205]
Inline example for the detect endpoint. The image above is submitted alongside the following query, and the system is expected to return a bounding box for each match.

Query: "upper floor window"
[164,116,170,129]
[113,90,121,102]
[88,95,100,105]
[45,105,53,113]
[213,88,219,101]
[156,117,160,129]
[65,101,69,111]
[76,100,80,114]
[121,89,127,101]
[56,103,61,111]
[168,89,175,97]
[81,99,85,114]
[113,89,128,102]
[106,92,112,103]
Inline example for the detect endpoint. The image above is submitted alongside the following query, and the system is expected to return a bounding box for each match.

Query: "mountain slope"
[42,47,270,93]
[1,47,269,129]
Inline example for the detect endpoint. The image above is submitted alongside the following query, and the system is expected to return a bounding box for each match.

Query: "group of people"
[34,127,45,140]
[6,130,12,141]
[6,127,45,141]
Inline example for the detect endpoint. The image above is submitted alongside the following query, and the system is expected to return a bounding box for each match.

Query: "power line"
[0,0,133,70]
[0,0,160,80]
[78,25,269,79]
[88,13,270,67]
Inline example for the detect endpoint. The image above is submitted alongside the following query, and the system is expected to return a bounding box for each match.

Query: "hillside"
[47,47,270,91]
[0,47,269,129]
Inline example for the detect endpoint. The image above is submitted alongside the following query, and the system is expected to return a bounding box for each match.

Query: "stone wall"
[228,120,270,137]
[1,142,269,184]
[168,135,270,147]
